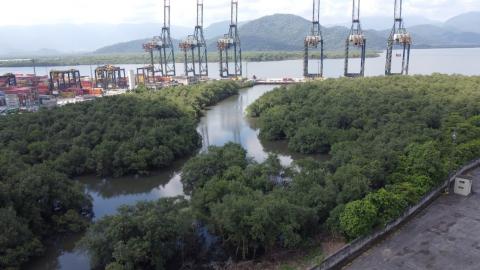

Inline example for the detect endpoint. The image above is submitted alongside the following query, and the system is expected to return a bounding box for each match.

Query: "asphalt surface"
[345,168,480,270]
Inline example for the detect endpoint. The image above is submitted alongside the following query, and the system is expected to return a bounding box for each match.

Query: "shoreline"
[0,51,381,68]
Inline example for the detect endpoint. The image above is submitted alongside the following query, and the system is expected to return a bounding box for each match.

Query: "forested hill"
[210,14,386,51]
[95,14,480,54]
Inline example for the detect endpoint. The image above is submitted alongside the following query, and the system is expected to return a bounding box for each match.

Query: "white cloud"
[0,0,478,27]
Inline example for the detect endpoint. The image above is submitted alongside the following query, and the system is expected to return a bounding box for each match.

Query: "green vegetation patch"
[80,75,480,269]
[0,80,243,269]
[249,74,480,239]
[82,143,334,268]
[137,80,246,118]
[0,94,200,178]
[80,197,196,270]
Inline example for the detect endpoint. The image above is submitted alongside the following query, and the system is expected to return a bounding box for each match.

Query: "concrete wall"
[311,158,480,270]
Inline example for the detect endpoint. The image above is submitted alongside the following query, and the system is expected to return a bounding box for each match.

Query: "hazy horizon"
[0,0,478,28]
[0,1,479,56]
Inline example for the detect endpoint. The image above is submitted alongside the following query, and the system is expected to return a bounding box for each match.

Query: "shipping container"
[0,91,5,106]
[81,81,93,88]
[4,87,33,95]
[65,87,84,96]
[5,94,20,109]
[60,92,75,98]
[156,76,173,82]
[91,88,103,96]
[38,89,50,95]
[82,88,103,96]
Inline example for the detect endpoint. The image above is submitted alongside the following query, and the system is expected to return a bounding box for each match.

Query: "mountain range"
[95,12,480,54]
[1,11,480,56]
[0,24,192,56]
[444,12,480,33]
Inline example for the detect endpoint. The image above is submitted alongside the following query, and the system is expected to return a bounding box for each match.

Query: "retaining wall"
[311,158,480,270]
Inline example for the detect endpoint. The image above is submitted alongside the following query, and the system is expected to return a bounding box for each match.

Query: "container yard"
[0,65,201,115]
[0,65,138,115]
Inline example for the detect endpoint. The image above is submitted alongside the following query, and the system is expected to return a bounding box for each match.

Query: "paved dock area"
[346,168,480,270]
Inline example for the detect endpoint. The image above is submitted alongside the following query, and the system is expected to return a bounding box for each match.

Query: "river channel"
[24,47,480,269]
[25,84,319,270]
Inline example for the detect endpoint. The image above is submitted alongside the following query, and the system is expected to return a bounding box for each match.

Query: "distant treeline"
[0,51,380,68]
[0,80,244,269]
[80,75,480,269]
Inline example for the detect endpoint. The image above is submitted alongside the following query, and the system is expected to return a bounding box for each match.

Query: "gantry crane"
[304,0,323,79]
[159,0,176,77]
[218,0,242,79]
[138,38,160,84]
[344,0,366,77]
[385,0,412,75]
[49,70,82,91]
[95,65,128,90]
[180,0,208,78]
[139,0,176,82]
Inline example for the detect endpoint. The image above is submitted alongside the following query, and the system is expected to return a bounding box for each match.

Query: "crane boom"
[385,0,412,75]
[344,0,366,77]
[197,0,204,27]
[179,0,208,78]
[394,0,402,21]
[218,0,242,78]
[303,0,323,79]
[231,0,238,26]
[159,0,176,76]
[164,0,171,28]
[352,0,360,23]
[312,0,320,36]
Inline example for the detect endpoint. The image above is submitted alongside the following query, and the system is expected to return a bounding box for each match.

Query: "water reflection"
[47,85,319,270]
[197,85,294,164]
[77,158,187,219]
[27,85,282,270]
[24,234,90,270]
[86,174,184,220]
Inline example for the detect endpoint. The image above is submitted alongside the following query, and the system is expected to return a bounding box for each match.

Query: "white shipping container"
[128,70,135,90]
[5,94,19,109]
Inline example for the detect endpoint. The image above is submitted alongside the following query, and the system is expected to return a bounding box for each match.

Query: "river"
[25,84,315,270]
[24,47,480,269]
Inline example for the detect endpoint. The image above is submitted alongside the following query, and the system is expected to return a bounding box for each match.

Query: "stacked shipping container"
[0,90,5,106]
[0,70,114,111]
[0,74,43,109]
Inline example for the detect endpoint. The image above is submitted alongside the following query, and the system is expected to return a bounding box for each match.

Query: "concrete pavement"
[345,168,480,270]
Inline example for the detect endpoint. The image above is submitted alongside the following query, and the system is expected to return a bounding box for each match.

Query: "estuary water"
[24,47,480,269]
[25,84,304,270]
[2,48,480,80]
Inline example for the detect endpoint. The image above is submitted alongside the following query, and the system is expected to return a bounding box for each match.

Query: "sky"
[0,0,478,27]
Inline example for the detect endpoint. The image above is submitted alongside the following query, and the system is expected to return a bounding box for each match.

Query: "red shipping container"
[5,87,32,95]
[66,87,84,96]
[38,89,50,95]
[81,81,93,88]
